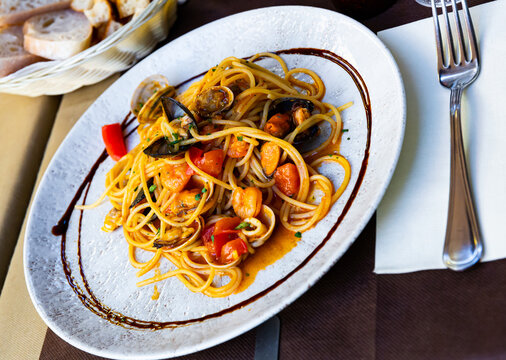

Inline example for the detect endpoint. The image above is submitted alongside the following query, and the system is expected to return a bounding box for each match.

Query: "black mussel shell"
[130,178,155,208]
[153,239,180,249]
[143,137,190,158]
[293,125,320,145]
[268,98,314,118]
[161,96,198,126]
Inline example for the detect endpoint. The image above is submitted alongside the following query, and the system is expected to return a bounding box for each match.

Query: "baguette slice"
[133,0,150,19]
[84,0,111,27]
[23,9,92,60]
[116,0,137,18]
[0,26,44,77]
[97,18,122,40]
[71,0,94,11]
[0,0,71,26]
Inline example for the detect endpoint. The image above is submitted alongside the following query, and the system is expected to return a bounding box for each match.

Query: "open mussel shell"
[195,85,234,117]
[293,124,320,145]
[268,97,314,118]
[153,216,203,249]
[136,86,175,124]
[131,75,170,117]
[143,96,198,158]
[161,96,198,125]
[143,138,190,158]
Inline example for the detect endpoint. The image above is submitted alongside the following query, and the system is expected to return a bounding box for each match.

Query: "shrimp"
[232,187,263,219]
[160,163,191,193]
[227,135,250,158]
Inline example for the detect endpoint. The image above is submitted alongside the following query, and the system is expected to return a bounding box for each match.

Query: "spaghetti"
[78,53,352,298]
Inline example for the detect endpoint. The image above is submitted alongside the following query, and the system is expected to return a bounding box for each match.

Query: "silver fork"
[427,0,483,270]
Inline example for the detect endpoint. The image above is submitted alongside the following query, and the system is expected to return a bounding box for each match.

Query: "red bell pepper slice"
[102,123,127,161]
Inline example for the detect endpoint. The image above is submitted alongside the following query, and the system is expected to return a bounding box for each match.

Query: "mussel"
[130,178,157,222]
[265,97,318,143]
[143,96,198,158]
[267,98,314,119]
[131,75,175,123]
[195,86,234,117]
[153,217,203,249]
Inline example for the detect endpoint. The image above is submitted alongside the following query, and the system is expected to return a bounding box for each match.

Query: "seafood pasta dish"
[80,52,352,298]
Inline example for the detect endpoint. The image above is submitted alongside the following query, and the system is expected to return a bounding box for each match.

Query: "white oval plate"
[24,6,405,359]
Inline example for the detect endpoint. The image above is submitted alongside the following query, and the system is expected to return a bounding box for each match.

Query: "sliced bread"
[0,0,71,26]
[133,0,150,19]
[0,26,44,77]
[23,9,92,60]
[116,0,136,18]
[84,0,111,27]
[97,18,122,40]
[70,0,94,11]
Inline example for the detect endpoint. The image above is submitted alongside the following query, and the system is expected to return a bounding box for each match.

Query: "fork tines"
[430,0,479,68]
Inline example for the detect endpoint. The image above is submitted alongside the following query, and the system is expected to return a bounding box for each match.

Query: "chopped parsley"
[201,188,207,193]
[245,273,250,277]
[189,123,196,131]
[149,184,157,192]
[342,129,349,133]
[294,232,302,238]
[172,132,179,140]
[211,235,215,244]
[195,193,202,201]
[146,138,150,142]
[156,228,160,235]
[235,222,250,230]
[237,136,243,141]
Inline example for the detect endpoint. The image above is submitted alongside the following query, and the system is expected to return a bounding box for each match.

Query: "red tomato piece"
[186,148,225,177]
[220,238,248,264]
[201,224,239,259]
[202,224,216,253]
[102,123,127,161]
[214,217,241,235]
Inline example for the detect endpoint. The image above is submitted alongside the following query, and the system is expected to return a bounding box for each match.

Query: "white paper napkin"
[375,0,506,274]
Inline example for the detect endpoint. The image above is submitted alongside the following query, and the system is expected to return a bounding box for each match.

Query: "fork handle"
[444,87,483,270]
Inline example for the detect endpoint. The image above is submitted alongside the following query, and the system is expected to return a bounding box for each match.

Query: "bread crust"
[0,1,71,26]
[23,10,92,60]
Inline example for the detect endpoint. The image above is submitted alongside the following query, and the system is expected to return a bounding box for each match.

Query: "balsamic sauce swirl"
[51,48,371,330]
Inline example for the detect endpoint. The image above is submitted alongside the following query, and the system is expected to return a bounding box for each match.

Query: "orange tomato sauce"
[235,225,298,293]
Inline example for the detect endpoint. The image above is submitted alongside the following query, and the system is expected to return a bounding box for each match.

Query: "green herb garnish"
[237,136,243,141]
[149,184,157,192]
[195,193,202,201]
[342,129,349,133]
[211,235,215,244]
[295,232,302,238]
[235,222,250,230]
[202,188,207,193]
[172,132,179,140]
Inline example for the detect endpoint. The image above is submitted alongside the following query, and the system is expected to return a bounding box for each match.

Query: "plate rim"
[24,5,406,359]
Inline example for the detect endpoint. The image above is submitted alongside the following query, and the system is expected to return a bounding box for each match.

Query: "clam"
[143,96,198,158]
[131,75,175,123]
[195,86,234,117]
[249,205,276,248]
